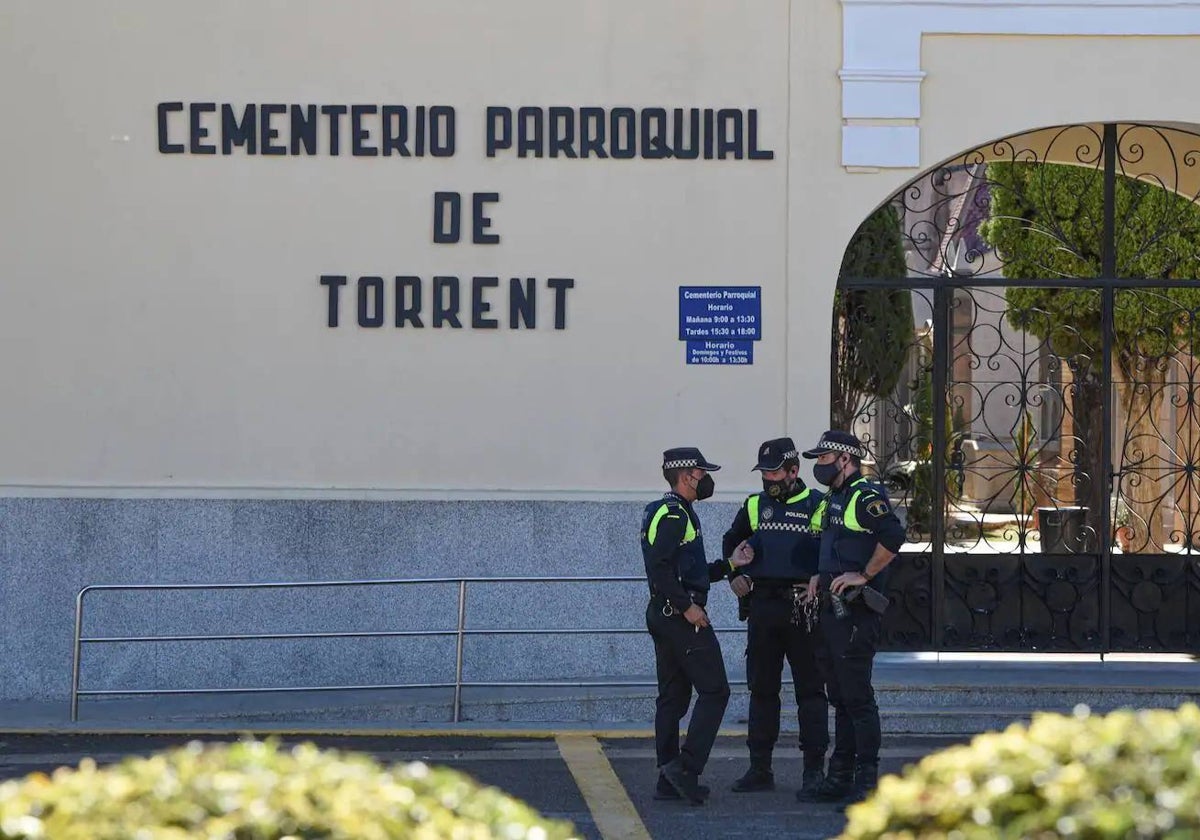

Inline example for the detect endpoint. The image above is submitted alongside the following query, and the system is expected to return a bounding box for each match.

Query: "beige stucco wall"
[4,2,1200,499]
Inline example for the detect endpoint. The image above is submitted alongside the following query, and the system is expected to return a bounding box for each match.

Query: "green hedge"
[0,739,576,839]
[842,704,1200,839]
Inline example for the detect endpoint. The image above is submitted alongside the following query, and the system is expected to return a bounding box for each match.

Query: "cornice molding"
[839,0,1200,167]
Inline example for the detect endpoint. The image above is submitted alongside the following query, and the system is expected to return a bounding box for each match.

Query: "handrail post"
[70,588,86,722]
[453,580,467,723]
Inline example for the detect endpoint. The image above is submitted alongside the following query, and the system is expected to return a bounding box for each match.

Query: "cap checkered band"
[817,441,867,457]
[757,449,799,469]
[758,521,814,534]
[663,458,699,469]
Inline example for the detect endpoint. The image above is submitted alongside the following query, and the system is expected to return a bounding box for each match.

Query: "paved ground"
[0,731,969,839]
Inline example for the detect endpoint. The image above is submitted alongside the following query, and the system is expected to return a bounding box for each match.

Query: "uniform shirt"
[721,483,822,582]
[815,471,905,578]
[641,492,734,611]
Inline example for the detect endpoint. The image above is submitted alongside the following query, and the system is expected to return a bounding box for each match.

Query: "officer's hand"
[729,540,754,568]
[802,577,818,603]
[683,604,710,628]
[730,575,753,598]
[830,572,867,595]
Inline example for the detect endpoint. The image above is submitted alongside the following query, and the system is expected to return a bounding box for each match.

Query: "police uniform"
[641,447,734,804]
[721,437,829,798]
[802,430,905,805]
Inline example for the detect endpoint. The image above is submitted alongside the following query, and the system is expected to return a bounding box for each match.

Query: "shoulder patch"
[866,498,890,518]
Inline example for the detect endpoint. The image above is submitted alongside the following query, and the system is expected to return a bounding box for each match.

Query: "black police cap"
[802,430,871,460]
[752,437,799,471]
[662,447,721,471]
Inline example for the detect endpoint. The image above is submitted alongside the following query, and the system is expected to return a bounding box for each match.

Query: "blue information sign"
[678,286,761,341]
[680,286,761,364]
[686,340,754,365]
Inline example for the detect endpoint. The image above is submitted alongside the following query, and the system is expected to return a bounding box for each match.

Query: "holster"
[844,584,889,615]
[737,595,749,622]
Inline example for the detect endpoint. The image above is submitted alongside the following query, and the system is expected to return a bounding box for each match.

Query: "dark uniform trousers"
[815,597,882,763]
[646,601,731,774]
[745,588,828,761]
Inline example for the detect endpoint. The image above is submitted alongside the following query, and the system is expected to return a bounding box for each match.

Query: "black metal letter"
[433,276,463,328]
[509,278,536,329]
[358,276,385,327]
[320,275,347,327]
[157,102,184,153]
[433,192,461,244]
[472,193,500,244]
[472,277,500,329]
[395,276,424,327]
[189,102,216,154]
[351,104,378,156]
[487,107,512,157]
[547,278,574,330]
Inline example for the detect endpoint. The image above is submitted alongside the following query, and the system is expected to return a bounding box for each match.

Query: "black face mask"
[695,473,715,501]
[763,477,794,500]
[813,460,843,487]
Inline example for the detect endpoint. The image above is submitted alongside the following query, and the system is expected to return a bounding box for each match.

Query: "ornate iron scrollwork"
[837,122,1200,652]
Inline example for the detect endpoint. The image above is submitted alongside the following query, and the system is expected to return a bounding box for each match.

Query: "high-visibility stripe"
[647,503,696,544]
[646,504,673,544]
[682,515,697,544]
[786,488,811,505]
[843,478,871,532]
[812,498,827,530]
[747,495,760,531]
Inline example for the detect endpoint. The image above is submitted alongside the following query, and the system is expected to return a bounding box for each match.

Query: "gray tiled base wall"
[0,498,747,704]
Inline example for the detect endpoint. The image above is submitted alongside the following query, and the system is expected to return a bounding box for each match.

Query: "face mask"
[763,477,793,499]
[695,473,715,501]
[813,461,842,487]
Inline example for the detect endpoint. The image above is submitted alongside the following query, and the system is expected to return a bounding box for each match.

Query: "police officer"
[641,447,751,805]
[721,437,829,799]
[801,430,905,805]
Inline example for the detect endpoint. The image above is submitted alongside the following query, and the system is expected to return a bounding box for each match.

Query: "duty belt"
[650,590,707,610]
[750,579,810,597]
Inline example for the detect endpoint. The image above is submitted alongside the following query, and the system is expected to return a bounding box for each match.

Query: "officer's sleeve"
[721,501,754,560]
[855,490,906,553]
[748,532,763,554]
[714,530,761,581]
[645,508,694,611]
[706,553,740,582]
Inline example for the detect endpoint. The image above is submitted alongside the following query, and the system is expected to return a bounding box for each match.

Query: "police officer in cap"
[801,430,905,805]
[642,447,752,804]
[721,437,830,798]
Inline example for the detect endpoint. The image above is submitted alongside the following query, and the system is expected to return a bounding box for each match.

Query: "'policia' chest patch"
[825,499,849,528]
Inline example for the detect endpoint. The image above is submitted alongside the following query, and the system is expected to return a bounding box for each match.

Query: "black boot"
[811,754,854,802]
[654,774,711,801]
[845,760,879,804]
[731,760,775,793]
[660,757,707,805]
[795,752,826,801]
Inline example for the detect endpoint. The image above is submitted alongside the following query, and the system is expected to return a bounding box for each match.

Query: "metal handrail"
[70,575,747,722]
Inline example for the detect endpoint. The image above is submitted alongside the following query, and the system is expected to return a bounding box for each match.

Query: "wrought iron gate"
[835,123,1200,652]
